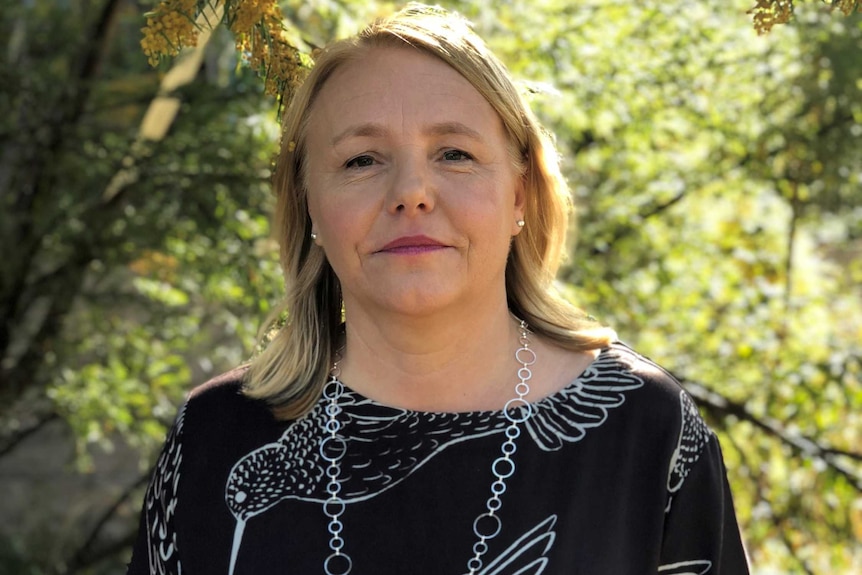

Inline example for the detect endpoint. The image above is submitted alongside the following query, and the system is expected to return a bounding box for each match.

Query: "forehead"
[306,45,506,141]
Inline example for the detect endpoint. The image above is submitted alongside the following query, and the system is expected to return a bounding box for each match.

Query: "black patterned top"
[127,343,750,575]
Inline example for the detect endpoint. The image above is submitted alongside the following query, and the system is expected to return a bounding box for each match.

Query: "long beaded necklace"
[318,320,537,575]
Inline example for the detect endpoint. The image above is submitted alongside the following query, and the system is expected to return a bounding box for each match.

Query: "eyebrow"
[330,124,387,147]
[330,121,484,147]
[427,121,484,141]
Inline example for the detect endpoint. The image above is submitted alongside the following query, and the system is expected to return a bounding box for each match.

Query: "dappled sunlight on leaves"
[2,0,861,572]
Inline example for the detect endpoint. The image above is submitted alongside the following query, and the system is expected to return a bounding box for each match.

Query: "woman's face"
[304,46,525,319]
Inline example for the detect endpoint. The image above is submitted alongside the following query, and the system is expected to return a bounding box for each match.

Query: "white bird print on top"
[658,559,713,574]
[141,345,652,575]
[474,515,558,575]
[222,346,646,574]
[666,390,711,512]
[282,514,556,575]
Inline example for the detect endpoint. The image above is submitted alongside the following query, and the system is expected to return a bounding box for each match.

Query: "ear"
[511,175,527,236]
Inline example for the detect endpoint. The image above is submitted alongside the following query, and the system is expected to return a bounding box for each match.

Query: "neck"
[338,302,522,412]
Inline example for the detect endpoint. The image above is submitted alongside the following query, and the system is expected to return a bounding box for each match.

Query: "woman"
[128,4,750,574]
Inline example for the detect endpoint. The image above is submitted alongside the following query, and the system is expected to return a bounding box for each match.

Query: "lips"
[379,235,448,253]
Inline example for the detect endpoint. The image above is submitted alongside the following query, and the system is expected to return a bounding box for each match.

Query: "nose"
[386,154,435,215]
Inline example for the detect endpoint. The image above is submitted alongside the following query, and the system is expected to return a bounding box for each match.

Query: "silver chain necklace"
[318,320,536,575]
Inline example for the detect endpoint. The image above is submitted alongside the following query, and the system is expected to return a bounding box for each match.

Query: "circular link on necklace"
[320,436,347,462]
[503,398,532,423]
[329,537,344,551]
[322,378,344,399]
[492,456,515,478]
[324,552,352,575]
[515,347,535,365]
[324,498,346,518]
[490,480,507,496]
[473,512,502,539]
[472,540,488,556]
[327,519,344,536]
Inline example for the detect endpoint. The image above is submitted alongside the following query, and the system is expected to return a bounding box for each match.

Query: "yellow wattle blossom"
[226,0,306,100]
[141,0,201,66]
[747,0,794,35]
[834,0,861,17]
[141,0,309,104]
[747,0,861,35]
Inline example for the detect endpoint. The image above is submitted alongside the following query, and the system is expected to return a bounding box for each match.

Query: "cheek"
[311,198,346,235]
[311,194,375,255]
[303,154,342,220]
[306,187,328,220]
[305,175,341,229]
[459,180,517,221]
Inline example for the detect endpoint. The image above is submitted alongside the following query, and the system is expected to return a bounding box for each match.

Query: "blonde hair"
[245,3,615,419]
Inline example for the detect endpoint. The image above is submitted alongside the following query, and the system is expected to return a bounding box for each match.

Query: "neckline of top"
[329,343,618,416]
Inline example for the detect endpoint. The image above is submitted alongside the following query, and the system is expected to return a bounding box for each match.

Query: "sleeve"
[126,403,187,575]
[658,391,750,575]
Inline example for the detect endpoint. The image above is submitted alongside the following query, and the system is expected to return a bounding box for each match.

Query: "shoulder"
[593,343,719,492]
[605,342,717,466]
[185,365,265,413]
[589,341,703,434]
[525,340,697,453]
[168,366,287,497]
[537,338,690,419]
[188,364,249,400]
[601,341,687,399]
[541,337,683,397]
[180,365,282,445]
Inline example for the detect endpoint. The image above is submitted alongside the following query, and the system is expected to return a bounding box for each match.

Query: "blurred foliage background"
[0,0,860,573]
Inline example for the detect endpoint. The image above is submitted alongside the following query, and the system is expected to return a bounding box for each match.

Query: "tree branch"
[0,257,89,403]
[61,471,151,575]
[587,190,689,256]
[0,411,59,459]
[684,380,862,490]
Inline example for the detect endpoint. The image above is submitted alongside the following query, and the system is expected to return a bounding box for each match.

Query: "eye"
[345,155,375,169]
[442,149,472,162]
